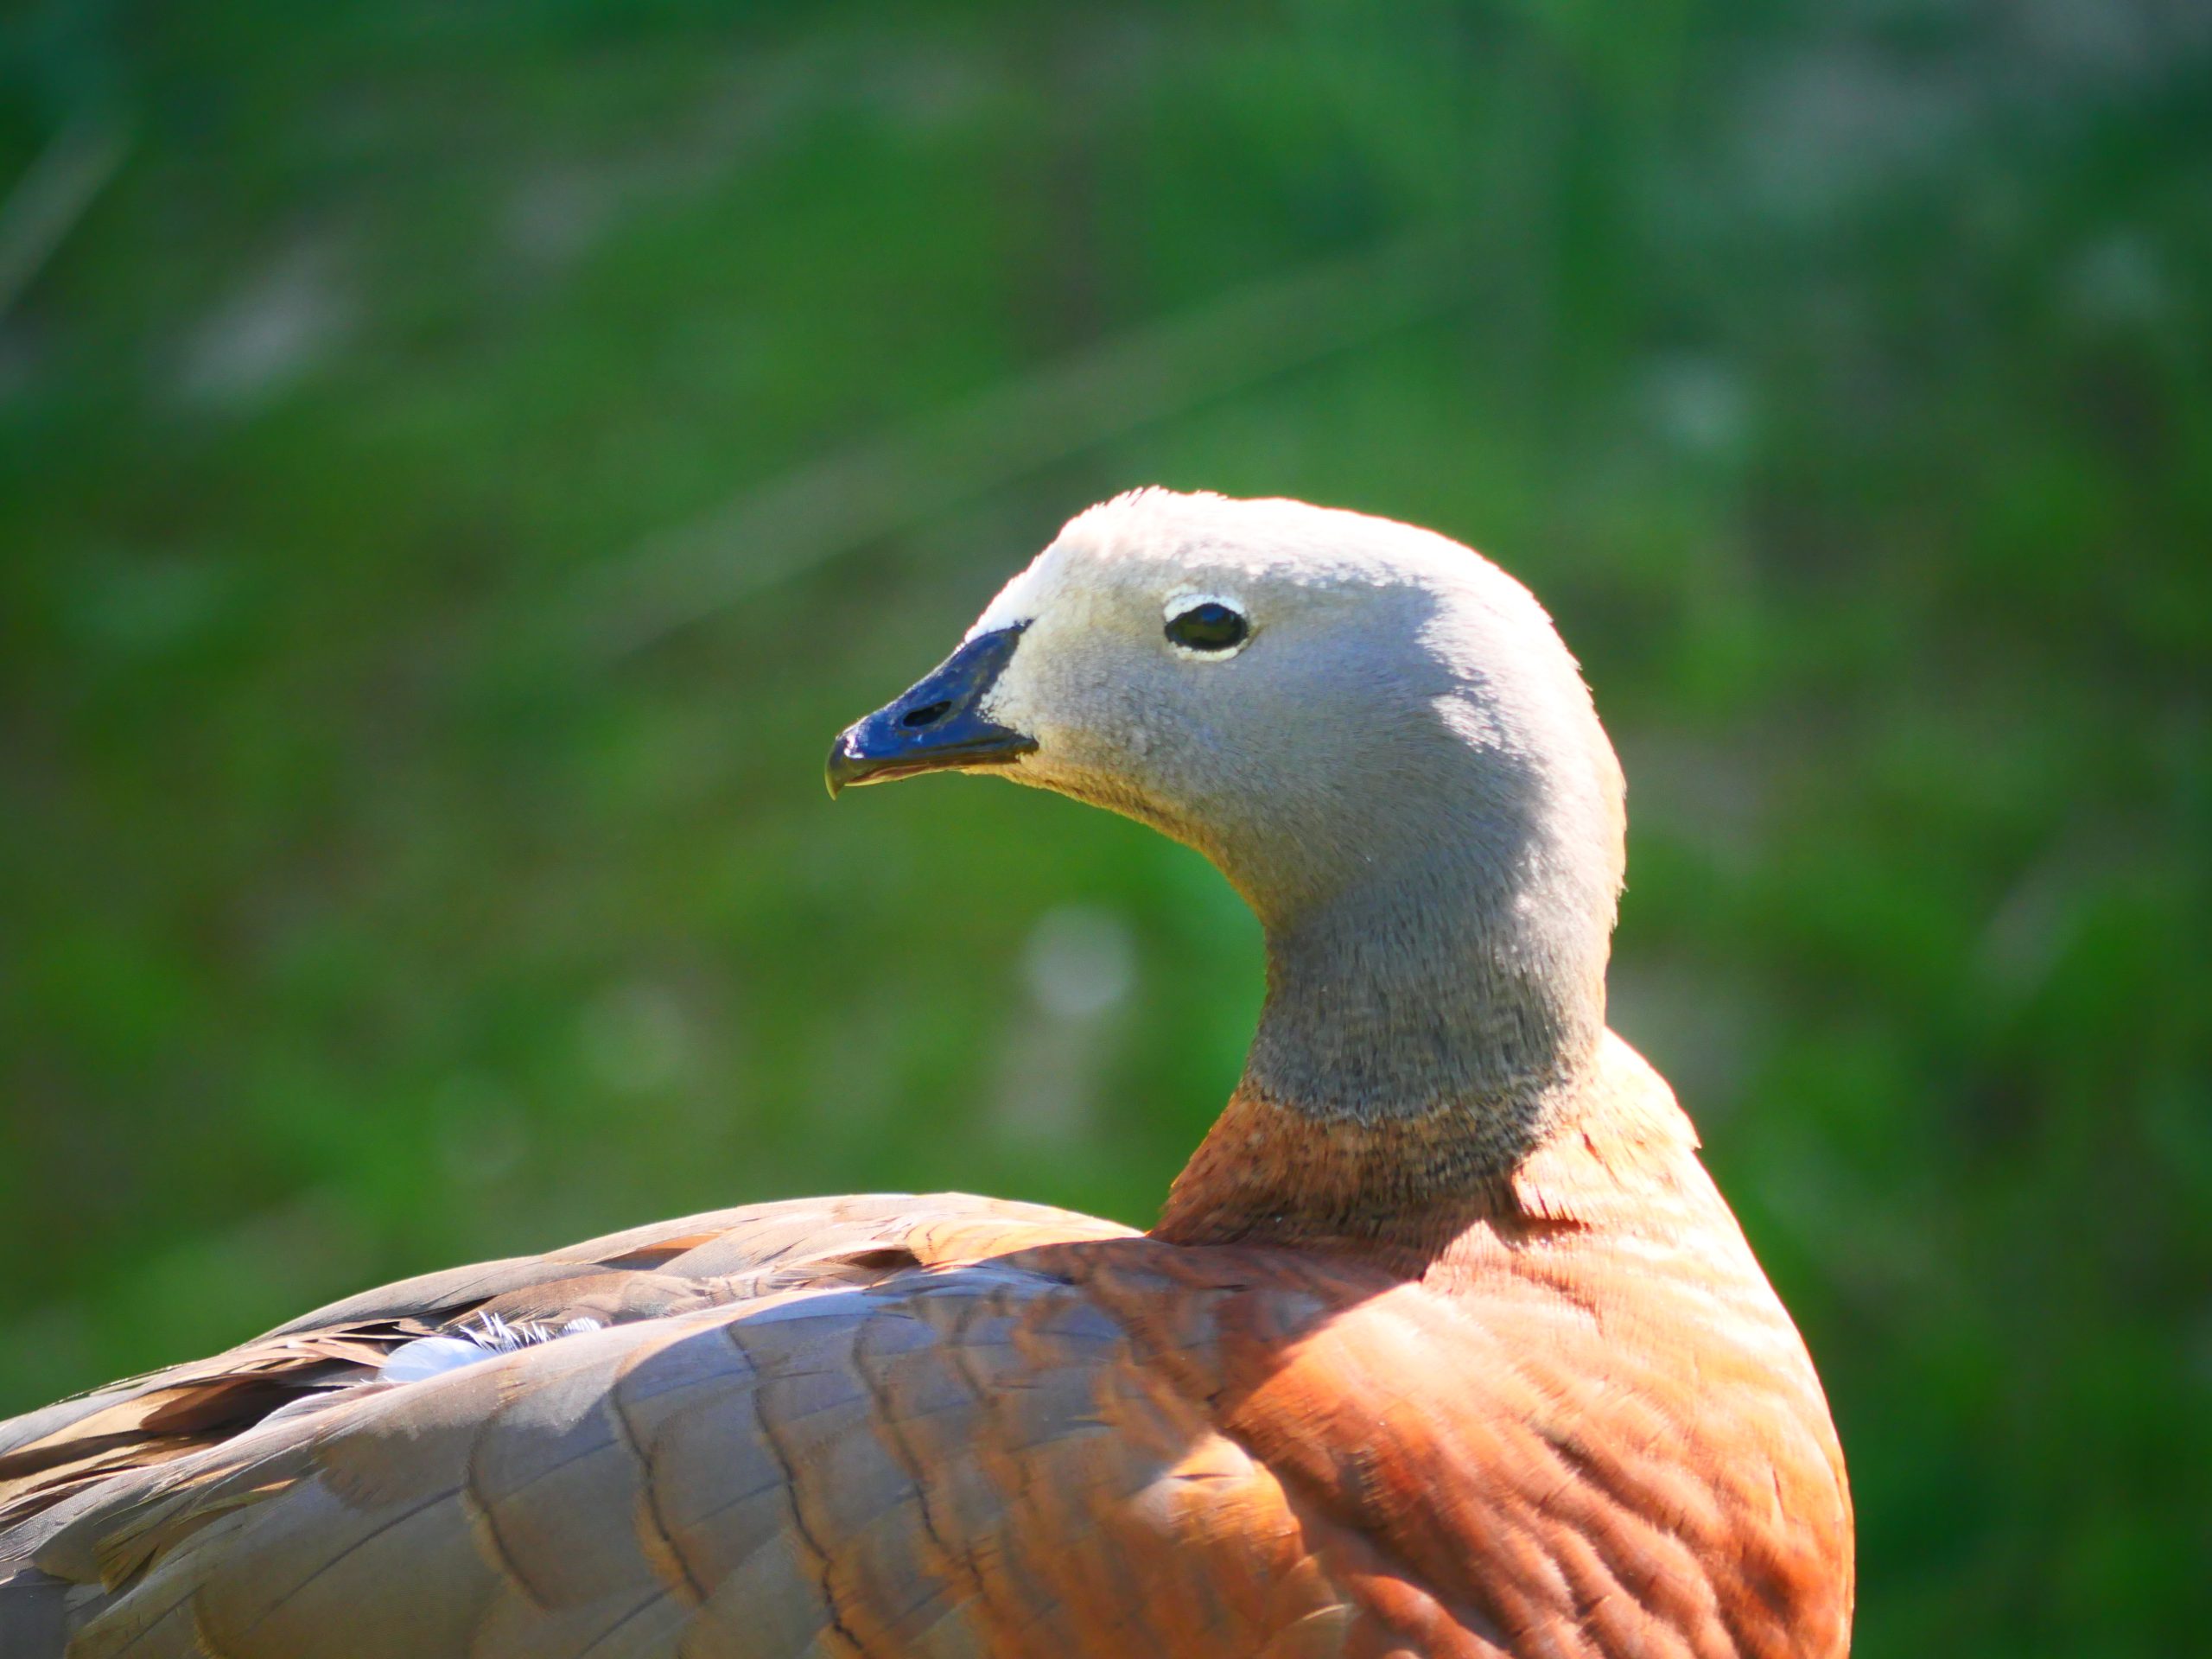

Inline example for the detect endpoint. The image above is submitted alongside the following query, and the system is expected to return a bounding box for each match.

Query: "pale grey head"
[831,489,1627,1138]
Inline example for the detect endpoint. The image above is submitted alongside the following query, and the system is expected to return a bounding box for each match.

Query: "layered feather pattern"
[0,1044,1849,1658]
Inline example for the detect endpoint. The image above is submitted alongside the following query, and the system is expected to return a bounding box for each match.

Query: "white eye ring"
[1162,591,1253,659]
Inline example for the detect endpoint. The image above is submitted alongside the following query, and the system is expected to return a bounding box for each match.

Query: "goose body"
[0,492,1852,1657]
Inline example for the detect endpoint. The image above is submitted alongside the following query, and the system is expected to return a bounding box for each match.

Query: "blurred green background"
[3,3,2209,1652]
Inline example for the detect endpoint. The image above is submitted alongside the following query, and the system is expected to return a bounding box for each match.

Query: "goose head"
[830,489,1626,1131]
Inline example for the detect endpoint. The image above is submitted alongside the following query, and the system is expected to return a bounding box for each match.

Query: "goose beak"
[827,624,1037,798]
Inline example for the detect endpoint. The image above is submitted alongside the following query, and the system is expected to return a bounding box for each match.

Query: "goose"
[0,490,1852,1658]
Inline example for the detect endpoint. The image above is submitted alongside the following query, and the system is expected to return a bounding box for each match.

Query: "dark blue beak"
[826,624,1037,798]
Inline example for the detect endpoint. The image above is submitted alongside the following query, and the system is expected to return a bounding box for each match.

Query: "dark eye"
[1165,601,1249,653]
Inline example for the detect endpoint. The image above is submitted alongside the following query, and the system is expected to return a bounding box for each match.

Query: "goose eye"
[1165,601,1249,654]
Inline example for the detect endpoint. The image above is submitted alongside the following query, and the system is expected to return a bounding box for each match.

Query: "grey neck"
[1235,824,1614,1138]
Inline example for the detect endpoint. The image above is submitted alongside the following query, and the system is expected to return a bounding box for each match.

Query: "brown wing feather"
[0,1196,1113,1540]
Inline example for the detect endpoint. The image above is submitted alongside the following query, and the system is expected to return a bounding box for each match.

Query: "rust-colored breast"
[1007,1158,1852,1656]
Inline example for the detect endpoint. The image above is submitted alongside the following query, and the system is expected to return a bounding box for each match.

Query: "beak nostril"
[900,699,952,730]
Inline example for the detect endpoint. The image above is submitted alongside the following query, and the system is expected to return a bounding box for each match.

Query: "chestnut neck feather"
[1153,1035,1696,1263]
[1154,1086,1532,1258]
